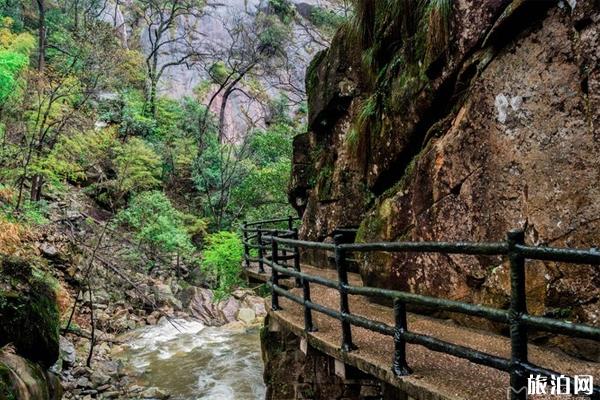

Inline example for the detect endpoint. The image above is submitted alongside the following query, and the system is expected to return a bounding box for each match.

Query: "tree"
[200,231,244,300]
[197,8,292,142]
[10,2,133,208]
[133,0,206,117]
[192,119,298,230]
[117,191,198,264]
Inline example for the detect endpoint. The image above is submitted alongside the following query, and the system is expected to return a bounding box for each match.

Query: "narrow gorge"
[0,0,599,400]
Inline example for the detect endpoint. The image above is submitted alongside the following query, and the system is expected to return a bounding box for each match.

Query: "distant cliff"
[290,0,600,359]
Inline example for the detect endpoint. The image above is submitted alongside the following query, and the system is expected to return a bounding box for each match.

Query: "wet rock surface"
[182,286,268,327]
[290,0,600,357]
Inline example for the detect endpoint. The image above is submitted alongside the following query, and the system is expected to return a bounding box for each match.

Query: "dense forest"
[0,0,348,294]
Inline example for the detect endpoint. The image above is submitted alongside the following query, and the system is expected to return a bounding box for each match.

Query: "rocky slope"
[1,185,268,399]
[290,0,600,358]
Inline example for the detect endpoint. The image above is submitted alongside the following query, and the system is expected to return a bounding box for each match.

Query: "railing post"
[281,229,288,268]
[293,228,302,288]
[257,229,265,273]
[288,215,294,230]
[334,234,356,352]
[508,229,527,400]
[393,298,412,376]
[243,222,250,269]
[271,239,281,311]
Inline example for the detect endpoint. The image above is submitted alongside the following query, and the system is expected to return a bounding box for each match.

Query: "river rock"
[183,287,216,323]
[242,295,267,317]
[218,297,240,323]
[90,370,111,388]
[39,243,59,258]
[59,336,76,368]
[140,386,170,399]
[181,287,228,325]
[76,376,92,389]
[237,308,256,324]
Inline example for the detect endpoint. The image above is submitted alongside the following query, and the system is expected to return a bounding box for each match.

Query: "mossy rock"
[0,350,62,400]
[0,257,60,369]
[0,362,17,400]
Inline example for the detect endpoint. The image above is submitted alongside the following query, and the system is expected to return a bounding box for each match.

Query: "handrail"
[242,223,600,399]
[243,216,300,228]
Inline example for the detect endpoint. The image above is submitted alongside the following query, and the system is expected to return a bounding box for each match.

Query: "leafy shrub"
[113,137,162,195]
[309,7,346,35]
[117,191,198,261]
[200,231,244,300]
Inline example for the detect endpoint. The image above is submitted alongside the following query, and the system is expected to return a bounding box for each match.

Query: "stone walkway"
[244,262,600,400]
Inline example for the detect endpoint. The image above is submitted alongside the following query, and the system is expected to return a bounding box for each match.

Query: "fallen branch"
[64,327,124,345]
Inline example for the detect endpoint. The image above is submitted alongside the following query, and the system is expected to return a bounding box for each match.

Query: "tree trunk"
[30,175,43,202]
[218,88,233,143]
[36,0,46,72]
[149,77,157,118]
[147,39,159,118]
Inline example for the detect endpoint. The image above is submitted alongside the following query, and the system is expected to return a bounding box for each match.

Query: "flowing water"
[122,319,266,399]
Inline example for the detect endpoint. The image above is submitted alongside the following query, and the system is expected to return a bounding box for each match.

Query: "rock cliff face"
[290,0,600,355]
[0,256,62,399]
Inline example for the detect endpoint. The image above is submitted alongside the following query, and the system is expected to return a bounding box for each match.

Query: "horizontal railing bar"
[270,261,509,324]
[244,217,300,227]
[270,283,510,372]
[346,285,509,323]
[521,314,600,340]
[268,264,600,338]
[268,236,336,250]
[267,258,600,338]
[403,331,511,372]
[271,284,342,320]
[269,261,340,290]
[344,310,395,336]
[243,242,262,249]
[515,244,600,265]
[244,228,295,236]
[332,228,359,234]
[340,241,509,255]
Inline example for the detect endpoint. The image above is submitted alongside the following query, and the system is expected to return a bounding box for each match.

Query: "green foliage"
[248,123,294,166]
[117,191,198,259]
[113,137,162,196]
[256,14,292,55]
[0,193,49,226]
[119,91,157,138]
[208,61,231,85]
[200,231,244,300]
[0,17,34,105]
[309,7,346,35]
[0,50,27,102]
[268,0,295,23]
[37,128,117,184]
[232,159,293,222]
[193,120,297,229]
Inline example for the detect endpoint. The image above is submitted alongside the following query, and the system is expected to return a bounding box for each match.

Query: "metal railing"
[241,219,600,399]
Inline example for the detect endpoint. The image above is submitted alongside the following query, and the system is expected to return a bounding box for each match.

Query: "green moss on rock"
[0,363,16,400]
[0,257,60,369]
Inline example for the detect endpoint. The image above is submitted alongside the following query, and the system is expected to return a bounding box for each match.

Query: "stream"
[121,319,266,399]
